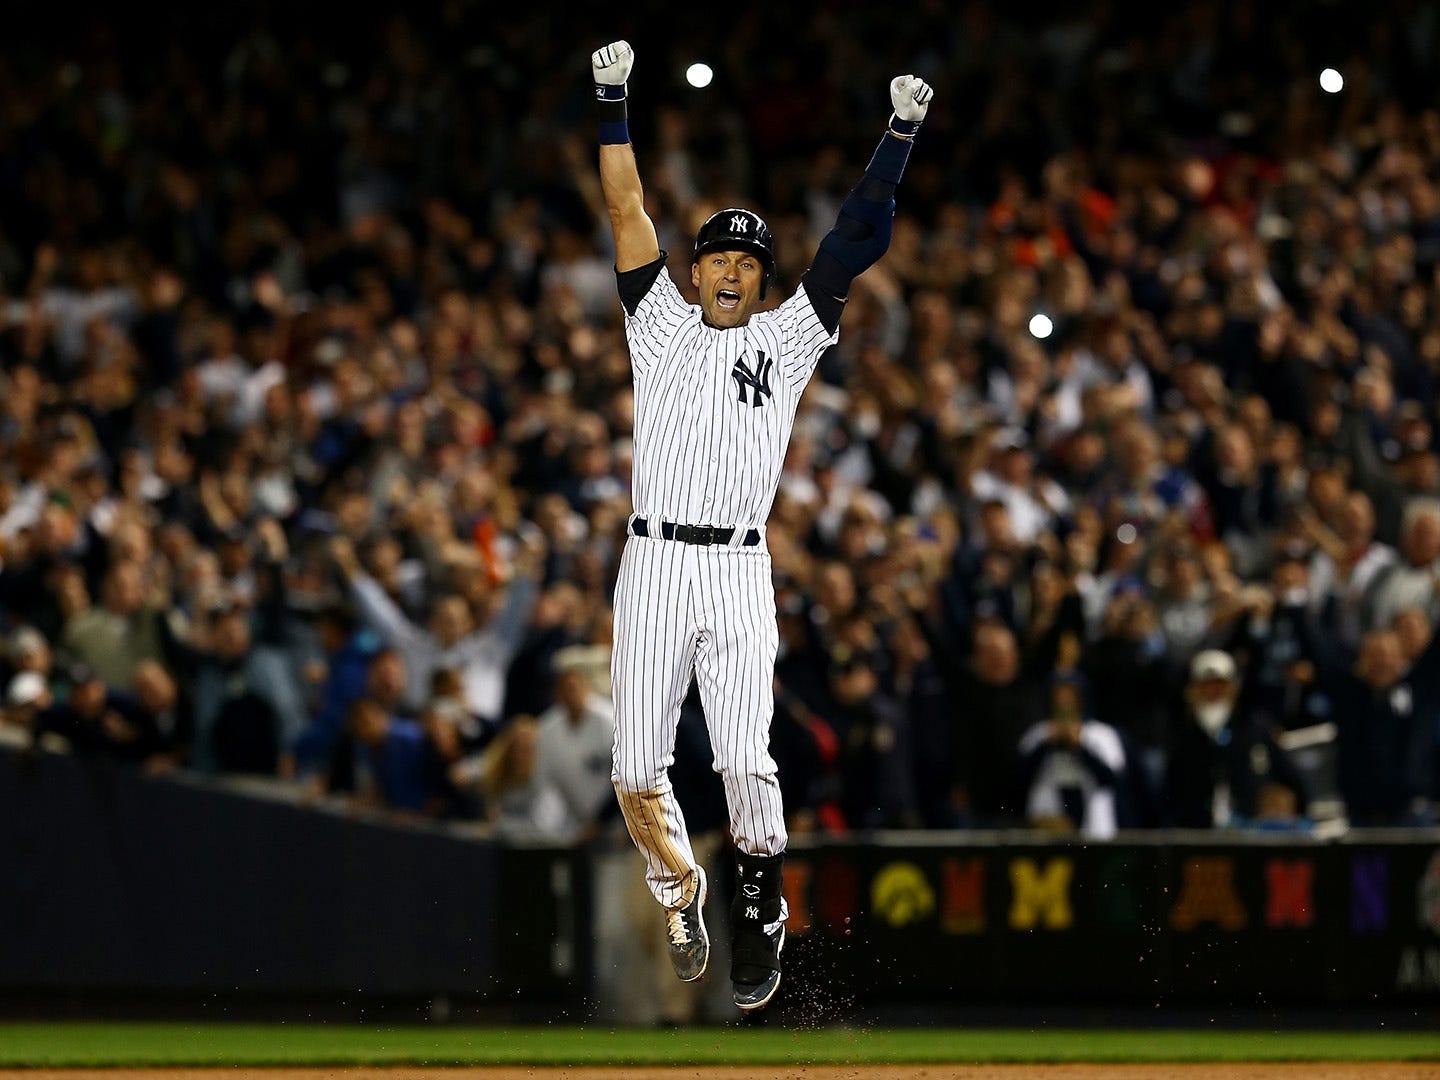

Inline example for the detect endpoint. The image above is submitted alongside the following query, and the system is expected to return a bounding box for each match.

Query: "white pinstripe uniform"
[611,255,837,910]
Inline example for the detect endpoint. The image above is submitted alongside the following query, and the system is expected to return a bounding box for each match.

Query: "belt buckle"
[690,525,715,546]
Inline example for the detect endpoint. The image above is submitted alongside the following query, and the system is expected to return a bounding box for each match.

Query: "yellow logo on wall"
[872,861,936,928]
[1008,858,1075,929]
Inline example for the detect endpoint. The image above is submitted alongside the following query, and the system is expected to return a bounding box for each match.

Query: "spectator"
[1166,649,1305,828]
[966,428,1068,544]
[1152,542,1219,664]
[189,605,281,774]
[331,534,542,726]
[419,669,485,819]
[35,671,171,767]
[823,641,917,830]
[953,621,1032,825]
[1304,491,1394,651]
[121,659,186,768]
[3,670,52,742]
[1081,589,1170,792]
[289,605,377,786]
[349,697,433,815]
[60,561,167,689]
[533,648,615,838]
[886,613,955,828]
[1368,504,1440,632]
[453,716,570,840]
[1317,627,1440,826]
[1016,674,1129,839]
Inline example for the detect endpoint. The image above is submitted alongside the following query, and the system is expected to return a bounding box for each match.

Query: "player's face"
[693,250,763,328]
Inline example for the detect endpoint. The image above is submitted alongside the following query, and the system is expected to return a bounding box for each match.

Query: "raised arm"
[591,41,660,272]
[801,75,935,335]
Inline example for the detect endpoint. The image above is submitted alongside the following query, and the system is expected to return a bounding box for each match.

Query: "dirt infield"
[3,1067,1435,1079]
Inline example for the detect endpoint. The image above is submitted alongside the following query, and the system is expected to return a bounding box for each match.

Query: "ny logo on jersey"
[732,351,773,408]
[731,213,749,234]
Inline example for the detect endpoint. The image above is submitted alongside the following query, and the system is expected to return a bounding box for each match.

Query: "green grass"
[0,1024,1437,1067]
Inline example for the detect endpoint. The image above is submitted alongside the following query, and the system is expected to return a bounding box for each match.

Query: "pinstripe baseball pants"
[610,532,787,910]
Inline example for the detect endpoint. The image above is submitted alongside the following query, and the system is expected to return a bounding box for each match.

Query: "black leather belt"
[631,516,760,547]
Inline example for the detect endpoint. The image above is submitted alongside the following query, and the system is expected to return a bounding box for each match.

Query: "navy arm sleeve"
[801,132,915,336]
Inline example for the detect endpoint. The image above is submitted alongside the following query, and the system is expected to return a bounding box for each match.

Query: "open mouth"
[717,290,741,311]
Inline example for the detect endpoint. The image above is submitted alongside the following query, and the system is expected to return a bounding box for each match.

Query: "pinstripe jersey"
[622,255,838,529]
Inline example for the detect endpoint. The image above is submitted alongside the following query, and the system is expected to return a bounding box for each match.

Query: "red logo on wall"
[816,860,859,936]
[1265,859,1315,928]
[941,857,986,934]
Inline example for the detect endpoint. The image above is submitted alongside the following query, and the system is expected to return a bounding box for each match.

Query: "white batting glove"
[592,40,634,99]
[889,75,934,137]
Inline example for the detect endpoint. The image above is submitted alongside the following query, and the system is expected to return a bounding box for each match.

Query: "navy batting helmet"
[693,208,776,298]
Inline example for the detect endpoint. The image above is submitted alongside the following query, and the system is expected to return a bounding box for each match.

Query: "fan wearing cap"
[3,669,52,739]
[1166,648,1305,828]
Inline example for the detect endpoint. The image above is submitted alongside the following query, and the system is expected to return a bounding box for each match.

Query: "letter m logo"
[732,351,773,408]
[1008,857,1074,930]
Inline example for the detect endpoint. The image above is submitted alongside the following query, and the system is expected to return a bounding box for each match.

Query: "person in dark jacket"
[1330,628,1438,825]
[1297,590,1440,825]
[190,604,282,774]
[887,613,956,827]
[288,604,378,786]
[36,668,174,767]
[1165,648,1306,828]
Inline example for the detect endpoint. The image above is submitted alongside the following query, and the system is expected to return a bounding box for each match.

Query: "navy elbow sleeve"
[800,130,909,315]
[819,191,895,277]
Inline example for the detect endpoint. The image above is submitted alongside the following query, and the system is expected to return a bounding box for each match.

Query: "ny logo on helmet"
[731,214,749,234]
[732,351,773,408]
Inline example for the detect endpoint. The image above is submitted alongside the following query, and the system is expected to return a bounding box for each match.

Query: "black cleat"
[666,866,709,982]
[731,850,786,1012]
[731,921,785,1011]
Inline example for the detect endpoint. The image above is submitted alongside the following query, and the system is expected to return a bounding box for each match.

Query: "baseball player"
[591,38,932,1011]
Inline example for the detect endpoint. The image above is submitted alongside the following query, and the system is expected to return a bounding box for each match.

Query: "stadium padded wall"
[776,834,1440,1006]
[0,747,587,1006]
[2,747,1439,1011]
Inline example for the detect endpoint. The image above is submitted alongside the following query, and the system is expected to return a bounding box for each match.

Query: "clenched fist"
[591,40,634,94]
[890,75,934,125]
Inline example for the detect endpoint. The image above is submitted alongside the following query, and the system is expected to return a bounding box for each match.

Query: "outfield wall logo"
[1008,857,1074,930]
[1351,854,1390,934]
[1419,851,1440,936]
[941,857,985,934]
[872,861,936,928]
[1170,856,1247,930]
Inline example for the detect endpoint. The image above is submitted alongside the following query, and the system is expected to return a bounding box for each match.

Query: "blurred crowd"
[3,0,1440,839]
